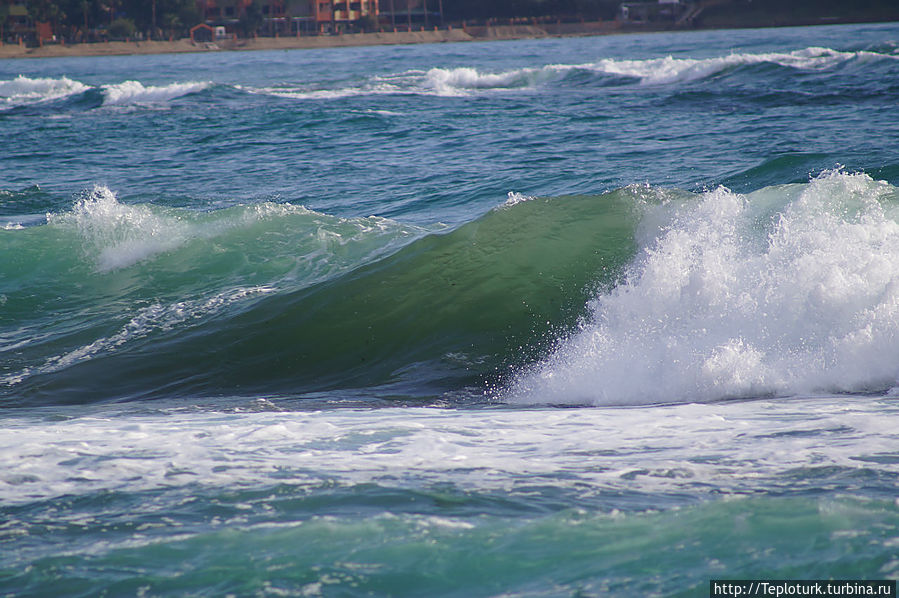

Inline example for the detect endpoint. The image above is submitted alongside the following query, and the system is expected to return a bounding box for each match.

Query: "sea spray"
[0,75,90,108]
[508,170,899,405]
[58,185,192,271]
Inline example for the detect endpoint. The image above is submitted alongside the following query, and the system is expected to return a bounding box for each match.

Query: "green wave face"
[1,188,639,405]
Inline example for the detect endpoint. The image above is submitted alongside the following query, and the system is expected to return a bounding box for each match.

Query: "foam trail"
[28,286,276,383]
[0,75,90,108]
[101,80,211,106]
[509,171,899,405]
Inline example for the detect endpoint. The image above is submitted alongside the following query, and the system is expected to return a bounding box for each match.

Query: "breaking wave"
[5,172,899,407]
[100,80,212,106]
[509,170,899,405]
[0,75,90,108]
[6,45,892,110]
[424,46,897,93]
[0,75,212,110]
[244,45,897,98]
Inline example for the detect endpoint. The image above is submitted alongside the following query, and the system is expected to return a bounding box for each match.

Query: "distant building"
[619,0,691,23]
[196,0,380,35]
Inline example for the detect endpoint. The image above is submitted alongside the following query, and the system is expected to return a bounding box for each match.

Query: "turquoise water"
[2,22,899,596]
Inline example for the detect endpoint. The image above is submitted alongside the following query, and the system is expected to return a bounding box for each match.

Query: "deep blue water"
[2,22,899,597]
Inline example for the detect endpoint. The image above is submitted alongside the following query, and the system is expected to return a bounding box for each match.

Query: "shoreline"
[0,18,896,60]
[0,28,479,60]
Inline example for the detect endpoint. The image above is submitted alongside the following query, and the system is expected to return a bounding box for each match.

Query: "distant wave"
[0,75,211,109]
[240,46,897,100]
[240,67,565,99]
[582,46,894,85]
[2,46,894,110]
[426,46,897,92]
[100,80,211,106]
[0,75,90,108]
[509,170,899,406]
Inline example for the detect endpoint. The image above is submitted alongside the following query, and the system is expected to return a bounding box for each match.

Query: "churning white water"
[510,171,899,405]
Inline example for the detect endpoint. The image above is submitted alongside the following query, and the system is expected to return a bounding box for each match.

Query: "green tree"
[108,16,135,38]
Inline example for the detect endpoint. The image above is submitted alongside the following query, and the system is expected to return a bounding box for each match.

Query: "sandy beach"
[0,22,624,60]
[3,16,897,60]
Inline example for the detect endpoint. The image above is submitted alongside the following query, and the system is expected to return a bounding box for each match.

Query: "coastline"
[0,17,896,61]
[0,22,625,60]
[0,28,481,60]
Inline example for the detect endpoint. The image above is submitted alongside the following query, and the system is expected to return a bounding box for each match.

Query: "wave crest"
[101,80,211,106]
[508,170,899,405]
[0,75,90,108]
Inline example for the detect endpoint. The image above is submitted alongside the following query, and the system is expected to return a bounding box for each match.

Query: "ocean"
[2,22,899,596]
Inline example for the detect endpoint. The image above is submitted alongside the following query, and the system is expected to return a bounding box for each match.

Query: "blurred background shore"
[2,0,898,60]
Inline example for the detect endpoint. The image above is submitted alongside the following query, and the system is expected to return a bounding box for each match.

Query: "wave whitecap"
[0,76,212,109]
[0,75,90,108]
[508,170,899,406]
[416,46,896,94]
[100,80,211,106]
[584,46,884,85]
[228,46,896,100]
[422,65,562,95]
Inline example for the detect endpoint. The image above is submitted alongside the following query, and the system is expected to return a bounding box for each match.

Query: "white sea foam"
[503,191,535,206]
[39,185,425,284]
[421,47,881,94]
[240,81,405,100]
[266,46,891,98]
[48,186,316,272]
[242,65,554,99]
[100,80,211,106]
[0,75,90,108]
[422,66,558,95]
[582,46,868,85]
[0,397,897,505]
[400,46,885,95]
[440,46,884,90]
[509,170,899,405]
[50,185,191,271]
